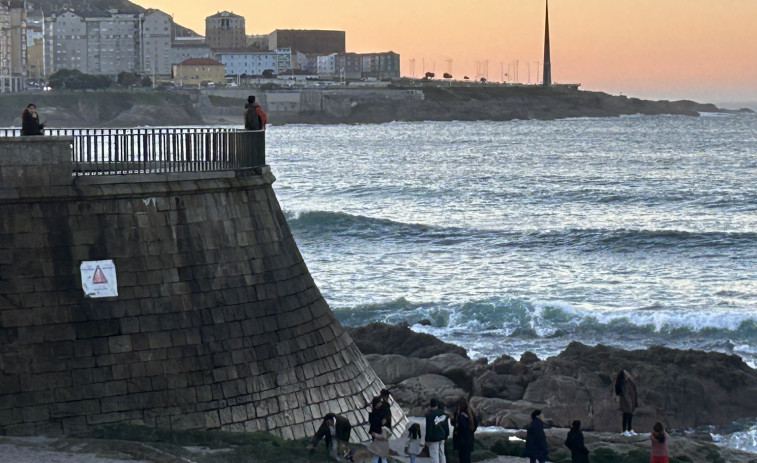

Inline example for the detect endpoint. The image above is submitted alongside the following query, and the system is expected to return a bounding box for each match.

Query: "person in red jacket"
[253,99,267,130]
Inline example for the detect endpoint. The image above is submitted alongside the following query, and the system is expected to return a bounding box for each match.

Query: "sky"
[145,0,757,104]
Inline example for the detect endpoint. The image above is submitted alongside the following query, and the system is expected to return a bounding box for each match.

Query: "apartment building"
[50,10,87,73]
[361,51,400,79]
[142,9,172,76]
[268,29,344,55]
[84,12,140,75]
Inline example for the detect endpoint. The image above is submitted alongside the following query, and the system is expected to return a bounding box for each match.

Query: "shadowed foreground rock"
[348,324,757,432]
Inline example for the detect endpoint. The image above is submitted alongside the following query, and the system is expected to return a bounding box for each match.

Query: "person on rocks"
[404,422,424,463]
[368,396,388,463]
[564,420,590,463]
[379,388,393,429]
[306,413,353,459]
[615,369,638,436]
[425,398,449,463]
[650,422,670,463]
[21,103,45,136]
[522,409,548,463]
[451,397,478,463]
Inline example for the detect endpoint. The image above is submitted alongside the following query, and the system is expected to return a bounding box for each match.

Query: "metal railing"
[0,127,265,175]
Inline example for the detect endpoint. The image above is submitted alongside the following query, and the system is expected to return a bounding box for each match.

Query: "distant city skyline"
[144,0,757,104]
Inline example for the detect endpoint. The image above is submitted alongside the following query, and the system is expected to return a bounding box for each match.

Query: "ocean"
[268,113,757,365]
[267,113,757,450]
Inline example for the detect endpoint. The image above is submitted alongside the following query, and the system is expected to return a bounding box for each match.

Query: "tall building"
[51,10,88,73]
[205,11,245,50]
[361,51,400,79]
[542,0,551,86]
[268,29,344,55]
[84,12,141,75]
[8,0,26,75]
[142,9,173,76]
[25,9,44,78]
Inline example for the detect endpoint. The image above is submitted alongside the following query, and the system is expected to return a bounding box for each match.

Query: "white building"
[215,51,276,76]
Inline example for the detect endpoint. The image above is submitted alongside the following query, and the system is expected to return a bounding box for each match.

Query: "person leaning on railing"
[244,95,267,130]
[21,103,45,136]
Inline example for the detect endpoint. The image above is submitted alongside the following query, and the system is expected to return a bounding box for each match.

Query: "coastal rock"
[360,324,757,433]
[391,374,468,416]
[345,323,468,358]
[363,354,440,384]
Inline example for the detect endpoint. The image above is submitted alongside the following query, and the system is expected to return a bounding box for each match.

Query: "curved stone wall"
[0,138,406,439]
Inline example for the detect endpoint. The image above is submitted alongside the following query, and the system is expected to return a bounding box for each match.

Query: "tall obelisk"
[542,0,552,86]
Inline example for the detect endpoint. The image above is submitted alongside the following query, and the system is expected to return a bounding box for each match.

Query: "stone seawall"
[0,138,405,439]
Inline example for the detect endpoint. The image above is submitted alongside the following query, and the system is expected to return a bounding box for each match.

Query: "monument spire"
[543,0,552,86]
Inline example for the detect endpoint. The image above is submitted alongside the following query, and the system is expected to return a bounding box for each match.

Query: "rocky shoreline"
[347,322,757,433]
[1,86,753,128]
[0,323,755,462]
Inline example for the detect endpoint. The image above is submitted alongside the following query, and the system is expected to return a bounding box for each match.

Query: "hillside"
[28,0,198,36]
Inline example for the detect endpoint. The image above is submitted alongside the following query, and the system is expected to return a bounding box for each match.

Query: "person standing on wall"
[21,103,45,136]
[244,96,261,130]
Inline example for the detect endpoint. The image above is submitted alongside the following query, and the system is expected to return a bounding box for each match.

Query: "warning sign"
[80,260,118,298]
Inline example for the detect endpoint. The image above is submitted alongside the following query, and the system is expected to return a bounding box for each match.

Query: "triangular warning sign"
[92,266,108,284]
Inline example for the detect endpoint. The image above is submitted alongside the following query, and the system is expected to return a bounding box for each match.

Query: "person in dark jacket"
[615,369,639,435]
[368,396,388,463]
[523,409,548,463]
[21,103,45,136]
[306,413,352,458]
[379,388,392,429]
[244,95,261,130]
[564,420,590,463]
[451,397,477,463]
[425,398,448,463]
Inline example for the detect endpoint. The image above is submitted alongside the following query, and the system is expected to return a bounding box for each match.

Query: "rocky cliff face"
[347,323,757,432]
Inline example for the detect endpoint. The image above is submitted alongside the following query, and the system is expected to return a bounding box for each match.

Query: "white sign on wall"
[80,260,118,298]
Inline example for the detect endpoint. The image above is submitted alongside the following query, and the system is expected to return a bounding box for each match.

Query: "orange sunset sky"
[144,0,756,104]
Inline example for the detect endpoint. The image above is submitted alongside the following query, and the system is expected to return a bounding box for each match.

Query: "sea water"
[266,114,757,451]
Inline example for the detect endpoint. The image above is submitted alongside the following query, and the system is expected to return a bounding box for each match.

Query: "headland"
[1,85,751,128]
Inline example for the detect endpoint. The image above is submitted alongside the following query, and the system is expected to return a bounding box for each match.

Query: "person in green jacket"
[425,398,449,463]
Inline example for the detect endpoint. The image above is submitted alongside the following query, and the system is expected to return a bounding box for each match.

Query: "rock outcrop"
[347,324,757,432]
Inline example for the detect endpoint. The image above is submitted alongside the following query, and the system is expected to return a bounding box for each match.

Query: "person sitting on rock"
[307,413,352,459]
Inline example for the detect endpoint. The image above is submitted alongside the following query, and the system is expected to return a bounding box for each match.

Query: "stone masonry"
[0,137,407,440]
